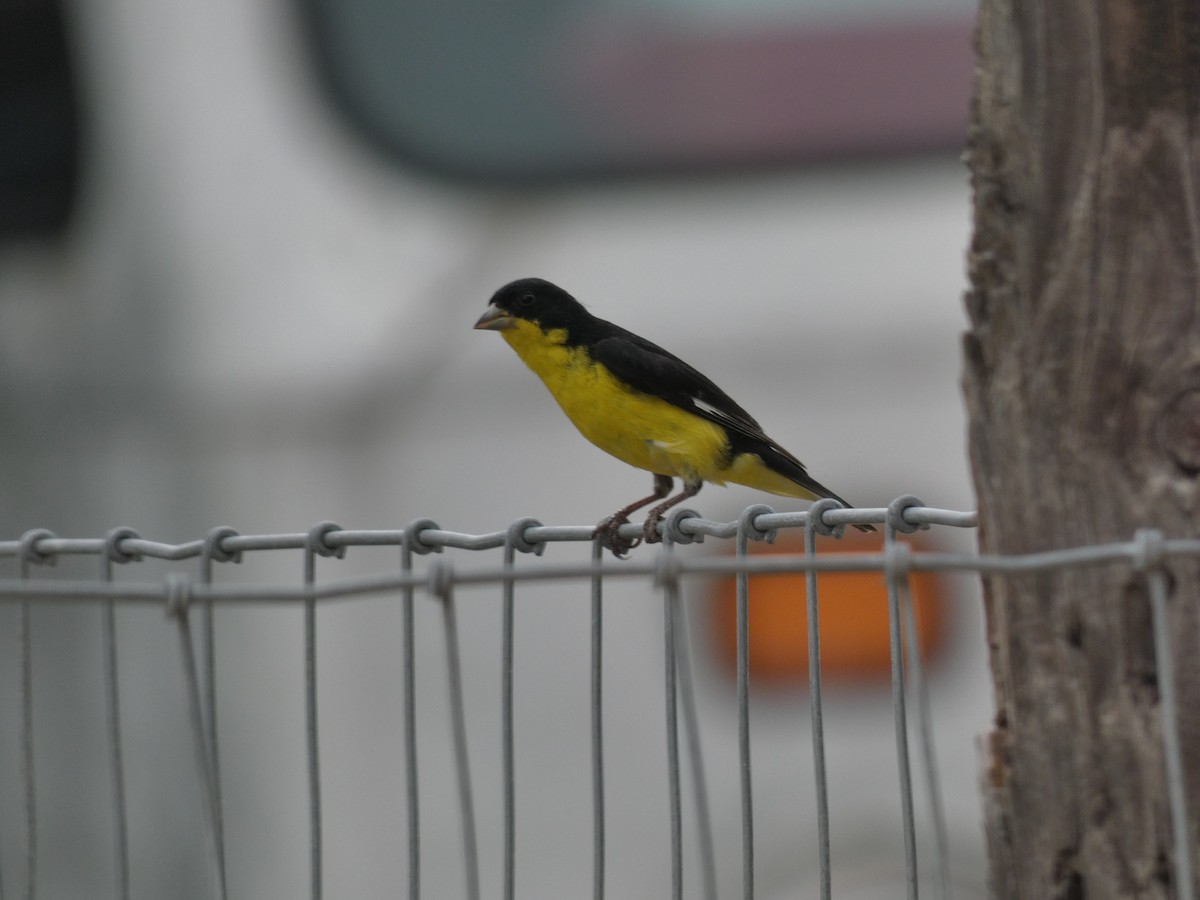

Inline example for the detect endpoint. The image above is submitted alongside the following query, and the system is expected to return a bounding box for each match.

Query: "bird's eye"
[519,292,536,307]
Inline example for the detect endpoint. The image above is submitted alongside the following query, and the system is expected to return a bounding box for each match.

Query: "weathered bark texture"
[965,2,1200,898]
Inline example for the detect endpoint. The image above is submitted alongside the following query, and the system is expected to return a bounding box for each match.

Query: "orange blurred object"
[711,529,948,684]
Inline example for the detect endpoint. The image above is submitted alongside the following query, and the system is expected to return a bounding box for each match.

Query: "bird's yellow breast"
[500,320,731,483]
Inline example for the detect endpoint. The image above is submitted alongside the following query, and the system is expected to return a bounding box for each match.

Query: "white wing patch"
[691,395,748,432]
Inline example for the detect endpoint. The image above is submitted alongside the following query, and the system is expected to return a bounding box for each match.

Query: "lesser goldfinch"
[475,277,876,555]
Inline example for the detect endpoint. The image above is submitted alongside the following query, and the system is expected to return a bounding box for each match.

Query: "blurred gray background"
[0,0,987,896]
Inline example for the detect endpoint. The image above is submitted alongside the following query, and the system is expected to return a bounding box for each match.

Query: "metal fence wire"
[0,497,1193,900]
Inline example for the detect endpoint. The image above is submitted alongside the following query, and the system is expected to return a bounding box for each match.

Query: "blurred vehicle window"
[0,0,79,239]
[300,0,976,180]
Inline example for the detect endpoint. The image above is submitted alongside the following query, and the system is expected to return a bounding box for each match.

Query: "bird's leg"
[593,474,673,558]
[643,480,702,544]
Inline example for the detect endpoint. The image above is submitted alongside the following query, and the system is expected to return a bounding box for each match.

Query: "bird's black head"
[474,277,593,337]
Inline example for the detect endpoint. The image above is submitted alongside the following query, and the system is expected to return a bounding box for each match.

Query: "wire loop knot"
[737,503,777,545]
[306,521,346,560]
[886,495,928,535]
[103,527,141,564]
[20,528,57,567]
[505,517,545,556]
[203,526,242,565]
[404,518,443,556]
[663,508,704,545]
[806,498,847,538]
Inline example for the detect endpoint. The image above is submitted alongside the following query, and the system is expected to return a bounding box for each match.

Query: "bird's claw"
[642,516,664,545]
[593,515,641,559]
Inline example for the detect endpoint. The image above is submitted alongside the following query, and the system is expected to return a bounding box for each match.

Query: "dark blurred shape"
[0,0,81,240]
[298,0,974,182]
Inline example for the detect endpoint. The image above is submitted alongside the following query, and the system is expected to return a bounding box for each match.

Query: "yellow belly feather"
[501,320,816,500]
[502,322,724,481]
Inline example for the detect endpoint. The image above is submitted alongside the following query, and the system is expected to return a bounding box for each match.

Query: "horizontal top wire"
[0,504,1193,609]
[1,504,971,563]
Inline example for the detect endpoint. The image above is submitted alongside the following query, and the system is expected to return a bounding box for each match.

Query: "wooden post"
[965,2,1200,897]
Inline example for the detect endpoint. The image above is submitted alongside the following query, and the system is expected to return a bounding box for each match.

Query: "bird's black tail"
[756,444,877,534]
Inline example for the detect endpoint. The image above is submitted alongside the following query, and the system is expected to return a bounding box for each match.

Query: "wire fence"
[0,496,1193,900]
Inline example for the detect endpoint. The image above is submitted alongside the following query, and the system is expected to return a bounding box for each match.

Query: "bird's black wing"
[590,326,782,444]
[590,325,862,506]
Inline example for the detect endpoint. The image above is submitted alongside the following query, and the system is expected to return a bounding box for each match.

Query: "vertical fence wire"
[199,607,226,898]
[99,553,130,900]
[671,581,718,900]
[500,517,544,900]
[734,507,770,900]
[0,592,5,898]
[501,538,518,900]
[302,538,324,900]
[1141,531,1196,900]
[901,580,951,899]
[18,601,33,900]
[0,581,6,896]
[167,574,226,900]
[400,526,428,900]
[803,515,832,900]
[661,548,683,900]
[884,527,920,900]
[590,539,606,900]
[434,563,481,900]
[198,530,233,900]
[18,535,44,900]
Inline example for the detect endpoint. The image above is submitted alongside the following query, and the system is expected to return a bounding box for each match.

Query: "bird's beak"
[474,306,515,331]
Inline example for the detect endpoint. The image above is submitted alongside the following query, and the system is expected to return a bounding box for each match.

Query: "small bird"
[475,277,876,556]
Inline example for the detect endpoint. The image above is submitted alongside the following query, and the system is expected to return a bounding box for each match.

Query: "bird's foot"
[593,515,641,559]
[642,516,664,545]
